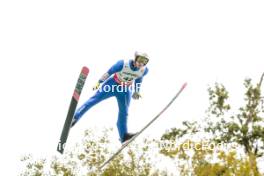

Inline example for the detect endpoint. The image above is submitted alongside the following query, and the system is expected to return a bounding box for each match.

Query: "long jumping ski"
[57,66,89,154]
[99,82,187,169]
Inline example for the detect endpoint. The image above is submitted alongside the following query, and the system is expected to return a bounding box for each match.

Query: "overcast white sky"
[0,0,264,175]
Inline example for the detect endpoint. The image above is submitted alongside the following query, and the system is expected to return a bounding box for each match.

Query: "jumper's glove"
[93,82,100,91]
[132,92,142,100]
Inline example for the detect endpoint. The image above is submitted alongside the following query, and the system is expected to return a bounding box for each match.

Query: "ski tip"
[82,66,89,76]
[182,82,187,89]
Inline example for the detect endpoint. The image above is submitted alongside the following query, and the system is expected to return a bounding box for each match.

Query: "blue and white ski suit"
[74,59,148,142]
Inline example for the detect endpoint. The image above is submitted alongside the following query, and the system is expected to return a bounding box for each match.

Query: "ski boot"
[122,132,138,144]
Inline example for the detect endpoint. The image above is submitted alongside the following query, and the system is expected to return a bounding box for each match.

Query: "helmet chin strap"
[132,60,139,68]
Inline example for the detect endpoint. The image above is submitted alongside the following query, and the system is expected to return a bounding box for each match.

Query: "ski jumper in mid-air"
[71,52,149,143]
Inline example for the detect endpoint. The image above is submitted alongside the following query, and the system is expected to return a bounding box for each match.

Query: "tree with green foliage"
[160,73,264,175]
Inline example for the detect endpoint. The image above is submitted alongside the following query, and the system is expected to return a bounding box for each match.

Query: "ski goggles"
[136,56,149,65]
